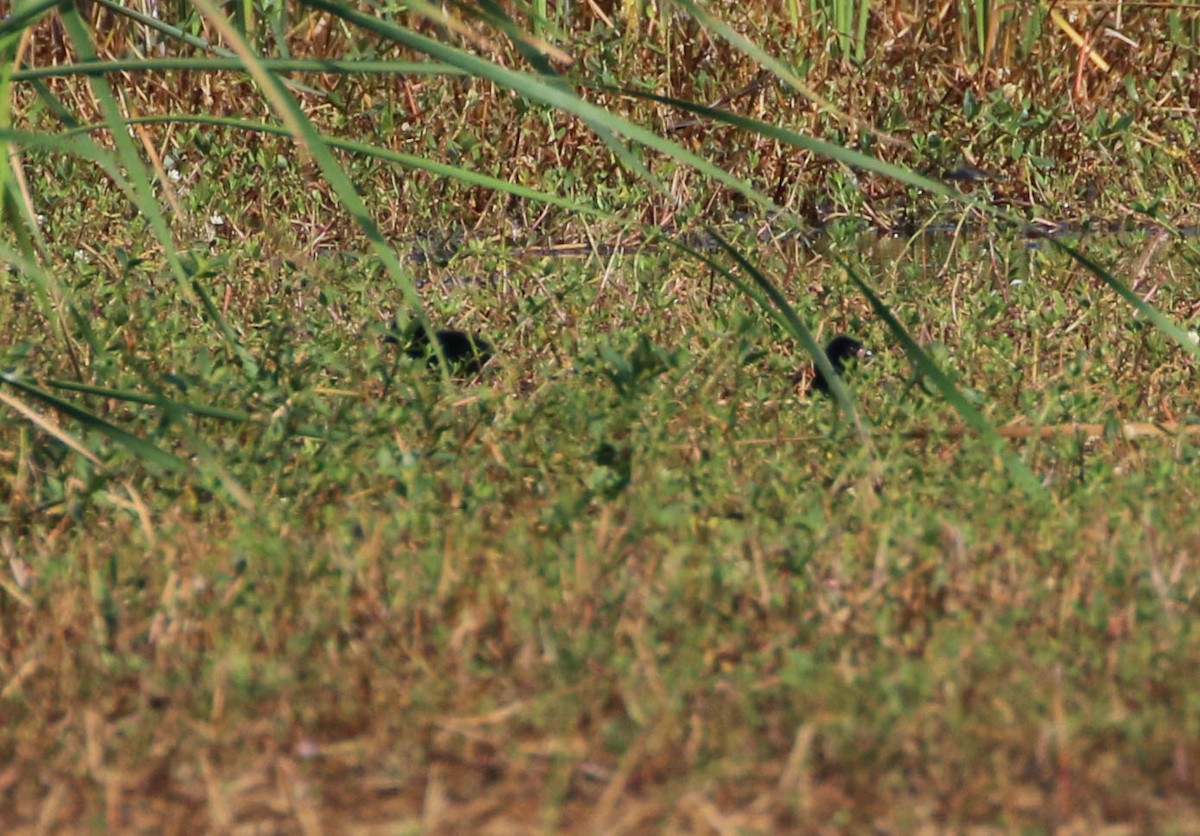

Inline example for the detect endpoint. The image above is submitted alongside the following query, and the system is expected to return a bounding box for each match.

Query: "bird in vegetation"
[942,163,1001,183]
[798,334,866,396]
[386,327,494,375]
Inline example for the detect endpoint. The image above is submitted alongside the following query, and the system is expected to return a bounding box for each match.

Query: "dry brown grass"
[5,478,1200,832]
[15,1,1199,256]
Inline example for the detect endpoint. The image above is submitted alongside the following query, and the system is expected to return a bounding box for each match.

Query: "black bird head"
[804,334,865,396]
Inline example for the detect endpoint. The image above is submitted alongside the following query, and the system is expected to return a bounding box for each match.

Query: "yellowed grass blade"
[0,388,101,464]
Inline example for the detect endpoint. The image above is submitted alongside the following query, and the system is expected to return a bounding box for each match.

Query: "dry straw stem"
[0,389,101,464]
[702,421,1200,448]
[1049,8,1112,72]
[990,420,1200,441]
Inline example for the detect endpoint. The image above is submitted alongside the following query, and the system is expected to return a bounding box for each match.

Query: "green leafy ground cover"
[5,230,1200,831]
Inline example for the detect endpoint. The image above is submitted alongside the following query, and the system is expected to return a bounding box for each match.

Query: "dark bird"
[797,334,865,396]
[386,327,494,375]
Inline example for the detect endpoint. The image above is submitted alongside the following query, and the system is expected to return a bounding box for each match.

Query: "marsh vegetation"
[2,1,1199,830]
